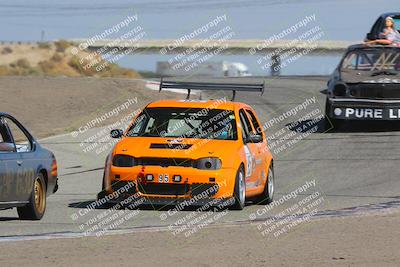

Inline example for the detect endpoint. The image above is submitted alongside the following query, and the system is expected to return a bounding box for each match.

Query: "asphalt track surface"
[1,76,399,240]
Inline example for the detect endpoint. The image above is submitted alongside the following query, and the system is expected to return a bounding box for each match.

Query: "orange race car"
[98,80,274,210]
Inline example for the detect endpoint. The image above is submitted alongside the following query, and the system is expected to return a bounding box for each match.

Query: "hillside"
[0,40,141,78]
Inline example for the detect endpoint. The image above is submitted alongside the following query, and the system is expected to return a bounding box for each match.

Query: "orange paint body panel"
[102,99,273,202]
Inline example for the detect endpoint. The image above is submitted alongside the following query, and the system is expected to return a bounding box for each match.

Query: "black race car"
[365,12,400,41]
[325,44,400,127]
[0,113,58,220]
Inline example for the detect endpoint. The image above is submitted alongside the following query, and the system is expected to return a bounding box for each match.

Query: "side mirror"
[246,133,263,143]
[110,129,123,139]
[0,142,15,152]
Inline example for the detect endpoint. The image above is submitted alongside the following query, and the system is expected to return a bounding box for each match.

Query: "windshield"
[126,107,238,140]
[394,18,400,32]
[341,49,400,74]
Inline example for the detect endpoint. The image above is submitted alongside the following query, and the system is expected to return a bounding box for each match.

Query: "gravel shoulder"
[0,210,399,267]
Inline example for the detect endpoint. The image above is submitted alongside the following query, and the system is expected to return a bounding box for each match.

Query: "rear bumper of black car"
[327,98,400,120]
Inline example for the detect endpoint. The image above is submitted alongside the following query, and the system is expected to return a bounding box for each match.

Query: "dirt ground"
[0,76,175,138]
[0,211,399,267]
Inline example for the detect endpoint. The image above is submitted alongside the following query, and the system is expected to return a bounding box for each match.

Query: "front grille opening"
[138,183,190,196]
[191,183,219,198]
[136,157,193,167]
[350,84,400,99]
[111,181,136,195]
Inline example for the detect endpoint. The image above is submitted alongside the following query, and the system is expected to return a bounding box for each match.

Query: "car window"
[126,108,237,140]
[167,119,202,137]
[394,18,400,31]
[127,113,147,136]
[342,50,400,72]
[239,109,253,141]
[342,52,357,69]
[0,117,15,153]
[5,118,32,152]
[245,109,264,140]
[0,122,5,142]
[144,117,155,133]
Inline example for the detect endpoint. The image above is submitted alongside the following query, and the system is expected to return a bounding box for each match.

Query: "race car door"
[245,108,268,189]
[238,109,258,191]
[4,117,35,202]
[0,158,7,202]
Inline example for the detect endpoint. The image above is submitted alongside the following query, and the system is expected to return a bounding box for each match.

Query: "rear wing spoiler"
[159,78,265,101]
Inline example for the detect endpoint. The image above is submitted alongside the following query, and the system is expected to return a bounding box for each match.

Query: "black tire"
[17,173,47,220]
[257,164,274,205]
[326,115,344,130]
[96,177,114,209]
[97,173,107,201]
[325,116,342,130]
[230,166,246,210]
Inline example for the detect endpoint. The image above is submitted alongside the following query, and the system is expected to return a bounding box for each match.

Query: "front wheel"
[230,166,246,210]
[325,116,343,130]
[17,173,47,220]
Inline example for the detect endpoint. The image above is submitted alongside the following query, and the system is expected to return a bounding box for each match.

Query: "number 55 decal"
[158,174,169,183]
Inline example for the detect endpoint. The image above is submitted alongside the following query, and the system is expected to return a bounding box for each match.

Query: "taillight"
[51,158,58,177]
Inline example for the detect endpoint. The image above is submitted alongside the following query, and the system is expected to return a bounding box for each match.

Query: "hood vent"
[150,143,192,150]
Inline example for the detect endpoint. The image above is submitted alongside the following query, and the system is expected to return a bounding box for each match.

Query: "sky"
[0,0,398,41]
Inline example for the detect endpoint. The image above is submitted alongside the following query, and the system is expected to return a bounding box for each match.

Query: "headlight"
[112,155,135,167]
[194,157,222,170]
[333,83,347,96]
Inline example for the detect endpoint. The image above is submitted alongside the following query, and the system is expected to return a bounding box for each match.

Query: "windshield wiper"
[139,133,161,137]
[371,70,398,76]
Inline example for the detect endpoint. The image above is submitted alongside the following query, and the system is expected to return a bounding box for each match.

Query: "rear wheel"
[230,166,246,210]
[257,165,274,205]
[17,173,47,220]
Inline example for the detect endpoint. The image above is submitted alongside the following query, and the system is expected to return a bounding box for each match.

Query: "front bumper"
[53,178,59,193]
[98,187,235,208]
[102,165,237,200]
[328,98,400,120]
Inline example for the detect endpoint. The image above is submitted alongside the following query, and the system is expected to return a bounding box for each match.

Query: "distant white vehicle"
[156,61,252,77]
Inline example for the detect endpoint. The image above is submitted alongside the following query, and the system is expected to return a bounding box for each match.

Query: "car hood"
[113,137,241,159]
[341,71,400,84]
